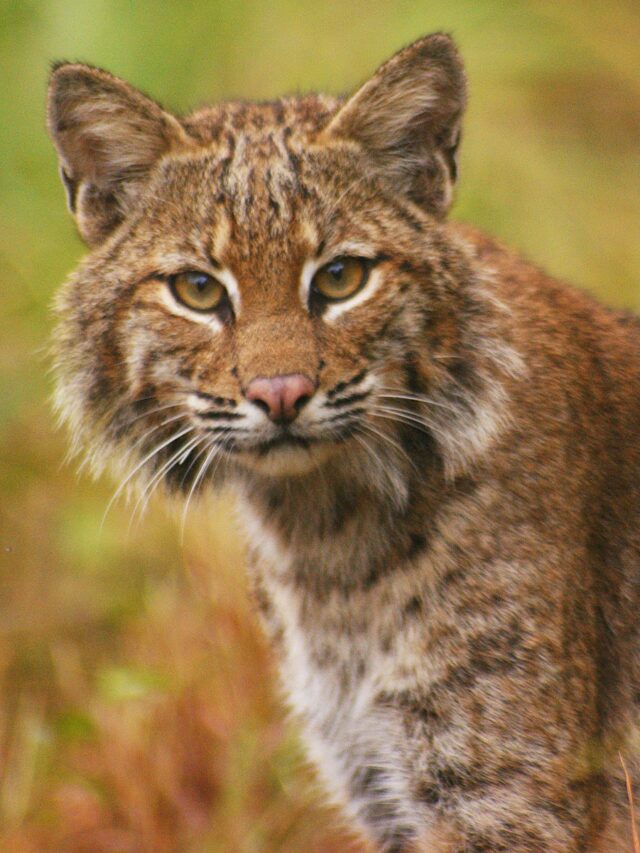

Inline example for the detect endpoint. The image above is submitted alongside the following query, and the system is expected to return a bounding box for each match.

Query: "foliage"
[1,1,638,849]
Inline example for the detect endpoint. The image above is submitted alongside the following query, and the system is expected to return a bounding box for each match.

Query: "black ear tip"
[49,60,87,82]
[48,62,87,104]
[47,61,114,96]
[48,61,73,96]
[386,33,465,96]
[416,32,466,103]
[424,31,457,45]
[415,32,463,66]
[47,63,86,130]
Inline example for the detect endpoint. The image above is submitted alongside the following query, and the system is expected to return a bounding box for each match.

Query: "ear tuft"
[47,63,191,245]
[325,33,467,218]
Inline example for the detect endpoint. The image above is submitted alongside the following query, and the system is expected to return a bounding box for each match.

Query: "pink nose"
[245,373,315,423]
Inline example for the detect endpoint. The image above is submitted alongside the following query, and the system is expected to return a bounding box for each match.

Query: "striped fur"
[48,35,640,851]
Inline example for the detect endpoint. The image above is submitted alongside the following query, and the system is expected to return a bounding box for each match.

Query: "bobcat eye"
[311,257,370,302]
[170,271,226,312]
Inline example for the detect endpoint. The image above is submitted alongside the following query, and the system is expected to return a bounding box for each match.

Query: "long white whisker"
[376,387,460,414]
[176,434,210,492]
[358,421,419,475]
[351,430,377,465]
[129,412,187,451]
[117,401,183,428]
[369,406,456,447]
[73,409,186,479]
[350,428,408,506]
[129,430,201,530]
[180,437,227,544]
[377,394,456,413]
[206,439,231,496]
[370,404,440,430]
[101,425,193,530]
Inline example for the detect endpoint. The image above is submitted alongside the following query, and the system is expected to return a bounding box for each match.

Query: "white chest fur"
[236,500,420,829]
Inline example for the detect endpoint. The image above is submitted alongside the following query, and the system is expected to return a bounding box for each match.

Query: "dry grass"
[1,1,639,850]
[620,753,640,853]
[0,497,367,852]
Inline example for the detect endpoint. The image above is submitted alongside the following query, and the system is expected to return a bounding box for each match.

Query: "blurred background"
[1,1,639,850]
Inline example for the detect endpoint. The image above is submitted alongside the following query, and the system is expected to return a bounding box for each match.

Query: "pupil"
[328,262,344,280]
[190,275,209,292]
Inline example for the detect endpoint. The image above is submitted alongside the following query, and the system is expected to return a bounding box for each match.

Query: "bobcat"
[47,34,640,852]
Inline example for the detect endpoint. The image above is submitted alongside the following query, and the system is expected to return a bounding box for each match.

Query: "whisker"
[370,403,439,429]
[376,387,459,414]
[99,412,189,473]
[116,400,183,428]
[368,406,456,448]
[100,424,193,530]
[321,408,367,427]
[349,428,410,507]
[180,433,230,543]
[177,434,210,491]
[207,438,231,490]
[126,412,187,454]
[177,438,215,542]
[130,430,201,530]
[351,431,377,466]
[358,420,420,475]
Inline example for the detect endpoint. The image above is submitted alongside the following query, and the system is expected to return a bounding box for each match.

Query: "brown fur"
[48,34,640,852]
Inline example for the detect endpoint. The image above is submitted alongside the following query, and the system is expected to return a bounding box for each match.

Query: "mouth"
[235,430,342,477]
[253,433,313,455]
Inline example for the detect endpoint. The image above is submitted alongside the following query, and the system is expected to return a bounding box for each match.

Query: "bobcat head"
[48,35,515,502]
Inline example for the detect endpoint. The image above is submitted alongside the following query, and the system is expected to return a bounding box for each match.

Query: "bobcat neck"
[235,426,446,596]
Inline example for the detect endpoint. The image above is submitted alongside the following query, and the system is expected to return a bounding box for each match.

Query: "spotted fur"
[48,34,640,852]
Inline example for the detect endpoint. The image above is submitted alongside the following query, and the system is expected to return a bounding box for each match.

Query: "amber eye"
[311,257,370,302]
[170,271,226,312]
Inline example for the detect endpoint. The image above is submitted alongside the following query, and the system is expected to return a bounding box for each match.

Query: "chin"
[236,441,339,477]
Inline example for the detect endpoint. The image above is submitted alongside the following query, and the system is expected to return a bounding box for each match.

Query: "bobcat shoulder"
[47,34,640,852]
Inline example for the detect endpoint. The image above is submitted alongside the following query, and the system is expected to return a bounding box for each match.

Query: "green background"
[1,1,639,850]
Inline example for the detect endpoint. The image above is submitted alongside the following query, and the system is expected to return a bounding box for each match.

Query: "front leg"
[347,664,601,852]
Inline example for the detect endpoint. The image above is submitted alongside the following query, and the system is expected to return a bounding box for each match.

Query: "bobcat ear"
[324,34,466,219]
[47,63,192,246]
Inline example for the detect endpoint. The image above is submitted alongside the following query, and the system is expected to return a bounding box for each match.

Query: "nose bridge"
[235,310,318,383]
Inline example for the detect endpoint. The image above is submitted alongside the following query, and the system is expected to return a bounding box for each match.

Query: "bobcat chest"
[241,501,378,710]
[239,502,422,814]
[262,574,408,817]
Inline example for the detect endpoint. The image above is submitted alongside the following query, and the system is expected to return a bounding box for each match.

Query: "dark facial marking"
[196,410,244,421]
[326,368,368,400]
[193,391,237,407]
[324,388,371,408]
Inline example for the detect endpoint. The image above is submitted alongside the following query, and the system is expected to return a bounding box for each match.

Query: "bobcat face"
[49,37,507,494]
[110,131,428,480]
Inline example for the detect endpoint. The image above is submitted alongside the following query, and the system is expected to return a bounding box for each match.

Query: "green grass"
[1,1,639,849]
